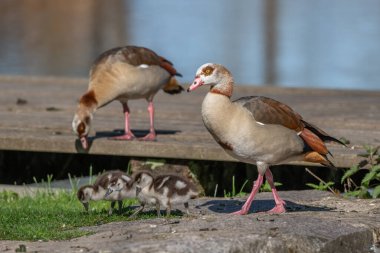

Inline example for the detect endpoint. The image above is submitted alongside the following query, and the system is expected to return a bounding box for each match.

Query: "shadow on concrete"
[107,205,186,217]
[103,129,181,138]
[108,129,181,138]
[199,199,335,214]
[74,129,181,152]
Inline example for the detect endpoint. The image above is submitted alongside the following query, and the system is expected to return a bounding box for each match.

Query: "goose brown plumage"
[187,63,345,215]
[72,46,183,149]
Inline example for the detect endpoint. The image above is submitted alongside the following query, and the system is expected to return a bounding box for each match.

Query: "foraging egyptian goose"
[133,171,199,217]
[77,170,132,215]
[72,46,183,149]
[187,63,344,215]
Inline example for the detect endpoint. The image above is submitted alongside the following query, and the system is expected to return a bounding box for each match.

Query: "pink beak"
[80,136,89,149]
[187,77,204,92]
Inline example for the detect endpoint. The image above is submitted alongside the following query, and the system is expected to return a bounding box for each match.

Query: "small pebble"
[16,98,27,105]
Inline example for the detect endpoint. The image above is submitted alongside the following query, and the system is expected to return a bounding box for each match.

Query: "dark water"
[1,0,379,90]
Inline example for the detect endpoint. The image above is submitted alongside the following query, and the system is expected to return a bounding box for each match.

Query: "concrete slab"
[1,75,380,168]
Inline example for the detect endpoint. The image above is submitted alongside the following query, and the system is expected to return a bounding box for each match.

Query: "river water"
[0,0,379,90]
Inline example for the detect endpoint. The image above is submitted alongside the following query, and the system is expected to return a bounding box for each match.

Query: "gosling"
[77,170,132,215]
[105,173,152,217]
[133,171,199,217]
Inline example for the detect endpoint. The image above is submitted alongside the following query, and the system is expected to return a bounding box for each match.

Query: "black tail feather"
[322,155,338,170]
[302,120,347,146]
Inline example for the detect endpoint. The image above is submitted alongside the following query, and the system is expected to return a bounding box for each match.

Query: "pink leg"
[140,101,156,141]
[110,103,136,140]
[232,174,264,215]
[262,169,286,214]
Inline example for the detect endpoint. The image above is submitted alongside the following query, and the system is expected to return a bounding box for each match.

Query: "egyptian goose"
[187,63,344,215]
[77,170,132,215]
[72,46,183,149]
[133,171,199,217]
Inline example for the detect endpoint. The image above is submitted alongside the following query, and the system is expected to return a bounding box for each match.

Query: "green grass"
[0,190,139,241]
[341,145,380,198]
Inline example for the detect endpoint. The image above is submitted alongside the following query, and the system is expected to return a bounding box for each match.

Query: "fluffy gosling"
[134,171,199,217]
[77,170,131,215]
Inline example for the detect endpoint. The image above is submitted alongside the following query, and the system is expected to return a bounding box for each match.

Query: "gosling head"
[133,171,154,196]
[105,175,133,198]
[77,185,94,211]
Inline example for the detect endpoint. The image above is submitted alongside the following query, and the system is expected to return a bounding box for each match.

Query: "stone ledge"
[1,190,379,253]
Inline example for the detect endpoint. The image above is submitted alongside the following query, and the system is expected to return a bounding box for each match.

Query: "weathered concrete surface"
[1,75,380,168]
[1,190,379,253]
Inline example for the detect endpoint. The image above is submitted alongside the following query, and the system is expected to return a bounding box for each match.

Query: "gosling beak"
[82,202,89,212]
[136,187,141,196]
[105,188,113,198]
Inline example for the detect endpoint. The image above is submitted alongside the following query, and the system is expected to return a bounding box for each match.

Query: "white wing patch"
[121,175,131,182]
[157,176,170,190]
[138,64,149,69]
[175,180,187,190]
[256,121,265,126]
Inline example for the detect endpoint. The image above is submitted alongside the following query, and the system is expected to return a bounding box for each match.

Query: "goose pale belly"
[202,93,305,165]
[90,63,171,104]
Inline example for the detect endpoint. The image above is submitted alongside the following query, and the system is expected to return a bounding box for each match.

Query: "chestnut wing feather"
[235,96,332,155]
[235,96,304,132]
[91,46,180,76]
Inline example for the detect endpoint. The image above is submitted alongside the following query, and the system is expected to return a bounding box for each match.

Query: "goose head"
[77,185,94,211]
[72,112,92,149]
[187,63,232,92]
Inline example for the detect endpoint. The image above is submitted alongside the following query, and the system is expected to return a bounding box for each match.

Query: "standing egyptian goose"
[72,46,183,149]
[187,63,344,215]
[77,170,132,215]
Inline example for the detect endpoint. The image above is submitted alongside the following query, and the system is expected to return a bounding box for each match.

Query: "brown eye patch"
[202,66,214,76]
[77,122,86,136]
[80,90,98,107]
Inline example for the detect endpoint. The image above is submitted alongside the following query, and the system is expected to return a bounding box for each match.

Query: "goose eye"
[203,66,214,76]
